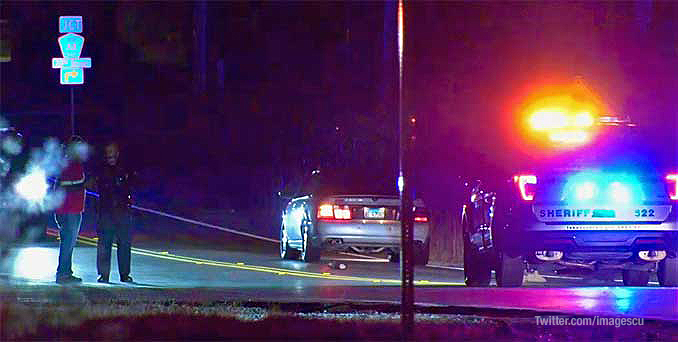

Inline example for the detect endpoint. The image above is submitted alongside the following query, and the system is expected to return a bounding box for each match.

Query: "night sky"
[1,2,677,218]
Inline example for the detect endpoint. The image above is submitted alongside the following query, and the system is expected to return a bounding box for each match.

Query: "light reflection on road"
[11,247,58,281]
[571,287,639,313]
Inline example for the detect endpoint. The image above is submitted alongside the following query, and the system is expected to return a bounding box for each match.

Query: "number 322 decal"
[635,209,655,217]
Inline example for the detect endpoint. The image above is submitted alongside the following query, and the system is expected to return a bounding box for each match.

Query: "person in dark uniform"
[94,141,134,283]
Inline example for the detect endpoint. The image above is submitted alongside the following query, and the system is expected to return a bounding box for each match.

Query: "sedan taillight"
[667,174,678,200]
[318,204,334,219]
[413,207,429,223]
[333,206,351,220]
[318,204,352,220]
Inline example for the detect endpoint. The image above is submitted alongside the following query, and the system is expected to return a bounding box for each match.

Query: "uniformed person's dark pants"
[96,210,132,279]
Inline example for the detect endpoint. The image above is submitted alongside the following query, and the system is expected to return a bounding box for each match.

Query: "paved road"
[1,229,677,321]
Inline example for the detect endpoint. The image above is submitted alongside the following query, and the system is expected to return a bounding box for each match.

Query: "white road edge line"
[614,279,660,285]
[322,257,389,263]
[427,264,463,271]
[541,275,584,280]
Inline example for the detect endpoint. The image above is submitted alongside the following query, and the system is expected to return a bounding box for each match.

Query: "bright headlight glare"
[15,168,48,202]
[548,130,590,144]
[573,112,594,127]
[529,108,569,131]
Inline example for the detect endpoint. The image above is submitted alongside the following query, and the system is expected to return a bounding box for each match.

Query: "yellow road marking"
[49,231,463,286]
[77,234,452,284]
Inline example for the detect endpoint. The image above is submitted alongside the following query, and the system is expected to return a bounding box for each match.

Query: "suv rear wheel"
[657,255,678,287]
[463,233,491,286]
[495,251,524,287]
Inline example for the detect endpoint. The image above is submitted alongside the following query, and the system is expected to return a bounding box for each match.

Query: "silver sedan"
[280,194,430,265]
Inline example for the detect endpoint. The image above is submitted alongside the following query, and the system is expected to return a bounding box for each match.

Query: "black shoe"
[97,275,109,283]
[56,275,82,284]
[120,275,133,283]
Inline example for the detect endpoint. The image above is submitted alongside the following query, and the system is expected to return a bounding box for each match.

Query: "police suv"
[462,114,677,287]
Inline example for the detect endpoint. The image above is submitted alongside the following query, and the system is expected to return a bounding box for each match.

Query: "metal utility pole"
[192,0,209,143]
[70,88,75,135]
[397,0,415,340]
[193,0,207,96]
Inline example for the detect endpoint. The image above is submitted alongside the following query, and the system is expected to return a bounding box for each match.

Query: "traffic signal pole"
[397,0,415,340]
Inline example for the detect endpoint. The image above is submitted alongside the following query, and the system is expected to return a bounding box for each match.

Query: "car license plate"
[364,207,385,219]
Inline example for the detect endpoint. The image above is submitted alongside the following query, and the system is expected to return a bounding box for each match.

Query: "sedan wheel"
[279,225,298,260]
[414,239,430,266]
[300,224,320,263]
[388,251,400,263]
